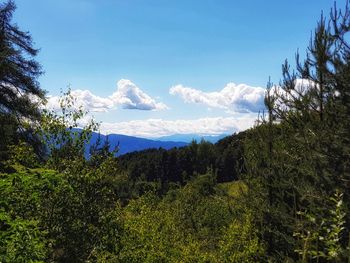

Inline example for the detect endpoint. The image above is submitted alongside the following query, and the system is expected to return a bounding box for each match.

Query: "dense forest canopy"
[1,0,350,262]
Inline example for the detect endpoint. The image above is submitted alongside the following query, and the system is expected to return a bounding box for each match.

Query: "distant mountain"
[156,134,229,143]
[88,132,188,156]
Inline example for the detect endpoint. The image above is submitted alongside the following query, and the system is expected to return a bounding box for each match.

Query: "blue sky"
[14,0,339,137]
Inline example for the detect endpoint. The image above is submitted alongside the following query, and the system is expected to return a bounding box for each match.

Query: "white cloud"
[45,95,61,111]
[111,79,168,110]
[46,91,114,113]
[46,79,167,112]
[72,89,114,112]
[169,83,266,113]
[268,78,319,111]
[99,115,257,138]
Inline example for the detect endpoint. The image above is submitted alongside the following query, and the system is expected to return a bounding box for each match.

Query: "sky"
[13,0,341,137]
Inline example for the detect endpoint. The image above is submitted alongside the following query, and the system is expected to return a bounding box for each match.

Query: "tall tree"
[0,0,44,120]
[0,0,45,166]
[243,1,350,261]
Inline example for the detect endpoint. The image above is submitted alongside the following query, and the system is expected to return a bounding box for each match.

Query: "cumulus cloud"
[99,115,257,138]
[46,91,114,112]
[46,79,167,112]
[45,95,61,111]
[169,83,266,113]
[111,79,168,110]
[268,78,320,111]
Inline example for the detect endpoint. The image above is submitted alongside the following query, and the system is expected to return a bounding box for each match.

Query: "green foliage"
[0,168,59,262]
[0,162,127,262]
[119,193,180,262]
[219,213,265,262]
[44,167,126,262]
[6,141,39,168]
[294,191,347,262]
[0,211,47,263]
[118,172,253,262]
[218,180,248,198]
[38,89,99,171]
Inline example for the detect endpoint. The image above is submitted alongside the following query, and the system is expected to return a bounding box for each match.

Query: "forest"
[1,0,350,262]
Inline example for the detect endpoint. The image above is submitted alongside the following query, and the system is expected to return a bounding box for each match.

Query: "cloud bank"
[99,115,257,138]
[46,79,167,112]
[169,83,266,113]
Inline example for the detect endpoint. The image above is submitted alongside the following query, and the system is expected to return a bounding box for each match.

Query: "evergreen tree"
[243,1,350,260]
[0,0,45,167]
[0,0,44,120]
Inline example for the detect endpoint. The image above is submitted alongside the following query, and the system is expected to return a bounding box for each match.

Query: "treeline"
[118,131,246,186]
[1,0,350,262]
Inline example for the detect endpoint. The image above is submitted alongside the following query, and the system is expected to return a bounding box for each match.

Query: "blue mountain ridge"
[71,129,228,156]
[87,132,188,156]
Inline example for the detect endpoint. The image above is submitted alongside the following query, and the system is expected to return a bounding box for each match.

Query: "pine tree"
[0,0,44,120]
[0,1,45,167]
[243,1,350,260]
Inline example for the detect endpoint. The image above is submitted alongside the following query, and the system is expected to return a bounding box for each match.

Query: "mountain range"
[87,132,228,156]
[88,132,187,156]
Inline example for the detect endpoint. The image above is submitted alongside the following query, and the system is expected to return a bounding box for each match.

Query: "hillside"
[118,131,247,184]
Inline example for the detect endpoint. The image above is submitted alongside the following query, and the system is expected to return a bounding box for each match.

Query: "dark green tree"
[0,1,45,167]
[0,0,44,119]
[243,1,350,261]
